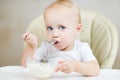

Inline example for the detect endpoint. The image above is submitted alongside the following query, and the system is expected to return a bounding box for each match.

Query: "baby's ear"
[76,23,82,32]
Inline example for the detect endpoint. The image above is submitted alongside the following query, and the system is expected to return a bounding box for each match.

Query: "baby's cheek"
[47,36,52,40]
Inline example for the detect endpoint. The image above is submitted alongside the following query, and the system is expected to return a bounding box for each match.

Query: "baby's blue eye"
[47,26,53,31]
[59,26,66,30]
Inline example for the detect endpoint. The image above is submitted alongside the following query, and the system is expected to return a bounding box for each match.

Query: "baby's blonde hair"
[44,0,81,23]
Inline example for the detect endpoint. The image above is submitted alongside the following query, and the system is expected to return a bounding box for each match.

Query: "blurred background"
[0,0,119,68]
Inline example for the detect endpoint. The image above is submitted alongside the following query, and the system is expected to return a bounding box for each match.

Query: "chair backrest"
[26,10,119,69]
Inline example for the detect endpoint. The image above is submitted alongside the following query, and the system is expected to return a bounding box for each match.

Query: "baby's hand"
[22,32,38,48]
[56,60,75,73]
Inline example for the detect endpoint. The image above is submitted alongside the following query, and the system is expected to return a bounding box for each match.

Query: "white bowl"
[26,58,55,79]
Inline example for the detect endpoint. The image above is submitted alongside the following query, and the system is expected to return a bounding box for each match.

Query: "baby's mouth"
[54,41,59,44]
[50,40,59,45]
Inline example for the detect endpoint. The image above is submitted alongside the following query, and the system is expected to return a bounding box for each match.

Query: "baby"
[21,0,100,76]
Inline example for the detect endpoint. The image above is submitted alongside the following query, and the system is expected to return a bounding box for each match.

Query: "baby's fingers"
[26,33,33,41]
[27,35,37,43]
[22,32,30,40]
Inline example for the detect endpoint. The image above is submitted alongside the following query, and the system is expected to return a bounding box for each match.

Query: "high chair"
[25,10,119,69]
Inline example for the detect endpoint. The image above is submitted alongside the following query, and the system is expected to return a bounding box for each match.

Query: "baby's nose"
[53,30,59,38]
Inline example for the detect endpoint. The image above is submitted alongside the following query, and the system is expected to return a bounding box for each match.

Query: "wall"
[0,0,119,68]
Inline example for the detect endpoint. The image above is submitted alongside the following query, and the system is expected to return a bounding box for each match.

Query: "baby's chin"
[59,46,70,51]
[54,44,69,51]
[58,43,74,51]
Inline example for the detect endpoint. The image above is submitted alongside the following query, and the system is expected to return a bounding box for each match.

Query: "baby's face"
[44,7,81,51]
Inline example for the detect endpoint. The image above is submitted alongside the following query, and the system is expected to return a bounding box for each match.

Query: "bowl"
[26,57,55,79]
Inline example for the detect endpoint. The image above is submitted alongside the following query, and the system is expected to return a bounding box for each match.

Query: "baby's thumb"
[22,32,29,40]
[58,60,64,64]
[55,64,61,72]
[55,67,60,72]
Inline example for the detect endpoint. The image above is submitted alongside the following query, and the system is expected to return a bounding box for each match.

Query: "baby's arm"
[73,60,100,76]
[21,32,38,67]
[56,60,100,76]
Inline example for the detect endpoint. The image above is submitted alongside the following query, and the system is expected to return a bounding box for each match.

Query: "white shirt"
[34,40,96,64]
